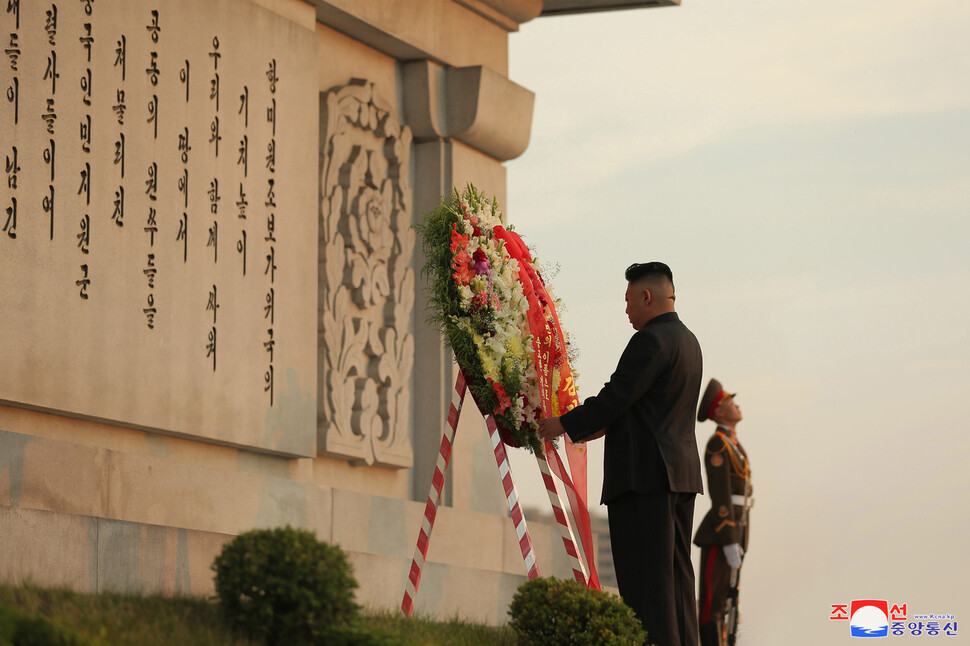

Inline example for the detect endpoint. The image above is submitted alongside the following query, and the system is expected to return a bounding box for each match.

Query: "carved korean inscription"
[0,0,316,457]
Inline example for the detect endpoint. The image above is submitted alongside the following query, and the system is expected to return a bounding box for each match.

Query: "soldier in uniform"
[694,378,753,646]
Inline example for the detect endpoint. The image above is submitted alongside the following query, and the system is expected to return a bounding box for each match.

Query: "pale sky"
[504,1,970,643]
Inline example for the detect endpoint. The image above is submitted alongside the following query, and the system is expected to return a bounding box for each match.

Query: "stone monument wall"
[1,0,317,457]
[1,0,607,625]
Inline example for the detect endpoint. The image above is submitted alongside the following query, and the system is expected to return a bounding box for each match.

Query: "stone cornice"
[540,0,679,16]
[403,61,534,161]
[454,0,543,29]
[446,66,534,161]
[312,0,514,72]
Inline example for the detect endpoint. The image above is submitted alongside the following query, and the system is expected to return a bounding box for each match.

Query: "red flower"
[452,244,474,284]
[471,291,489,310]
[450,223,469,254]
[492,381,512,415]
[452,260,474,285]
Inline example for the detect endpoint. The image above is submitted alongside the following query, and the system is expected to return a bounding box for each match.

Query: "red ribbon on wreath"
[494,226,600,589]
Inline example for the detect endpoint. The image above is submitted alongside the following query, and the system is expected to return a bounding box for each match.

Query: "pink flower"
[470,249,490,276]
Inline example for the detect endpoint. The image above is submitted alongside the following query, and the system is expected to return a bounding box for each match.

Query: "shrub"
[0,602,92,646]
[508,577,647,646]
[212,526,359,645]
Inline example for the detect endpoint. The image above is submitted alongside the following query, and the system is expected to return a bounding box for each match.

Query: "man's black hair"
[625,261,674,286]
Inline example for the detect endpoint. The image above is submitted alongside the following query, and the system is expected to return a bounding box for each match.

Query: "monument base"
[0,414,598,626]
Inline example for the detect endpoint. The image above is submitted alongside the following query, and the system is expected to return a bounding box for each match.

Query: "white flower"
[470,275,488,294]
[486,334,505,357]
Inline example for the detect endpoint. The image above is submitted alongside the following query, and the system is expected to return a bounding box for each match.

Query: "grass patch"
[0,584,519,645]
[365,610,519,645]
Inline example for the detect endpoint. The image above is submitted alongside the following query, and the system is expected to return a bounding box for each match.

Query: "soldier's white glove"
[724,543,743,569]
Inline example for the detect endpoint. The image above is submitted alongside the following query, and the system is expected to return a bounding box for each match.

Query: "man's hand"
[537,416,566,442]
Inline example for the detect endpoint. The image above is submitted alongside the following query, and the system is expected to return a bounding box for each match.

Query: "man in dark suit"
[538,261,703,646]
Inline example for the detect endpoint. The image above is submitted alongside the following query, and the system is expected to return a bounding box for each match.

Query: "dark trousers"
[608,491,698,646]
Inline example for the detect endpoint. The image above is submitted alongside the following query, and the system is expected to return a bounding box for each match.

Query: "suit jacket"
[560,311,704,503]
[693,428,752,548]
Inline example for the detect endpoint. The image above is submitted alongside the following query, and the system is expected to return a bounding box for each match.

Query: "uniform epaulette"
[714,430,750,480]
[706,441,729,455]
[706,434,730,453]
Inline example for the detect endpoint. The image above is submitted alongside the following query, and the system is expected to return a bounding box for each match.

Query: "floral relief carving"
[319,79,414,468]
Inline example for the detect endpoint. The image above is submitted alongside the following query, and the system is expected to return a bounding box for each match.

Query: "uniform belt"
[731,495,752,507]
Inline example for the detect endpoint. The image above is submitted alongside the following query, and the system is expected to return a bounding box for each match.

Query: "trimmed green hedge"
[508,577,647,646]
[212,526,359,645]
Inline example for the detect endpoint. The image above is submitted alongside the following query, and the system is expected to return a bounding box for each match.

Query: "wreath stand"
[401,369,593,616]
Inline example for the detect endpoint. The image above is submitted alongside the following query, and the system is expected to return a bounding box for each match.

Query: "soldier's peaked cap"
[698,378,736,422]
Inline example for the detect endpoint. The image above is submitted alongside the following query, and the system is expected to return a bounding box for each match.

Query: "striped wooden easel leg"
[536,444,589,585]
[401,371,467,616]
[484,414,540,579]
